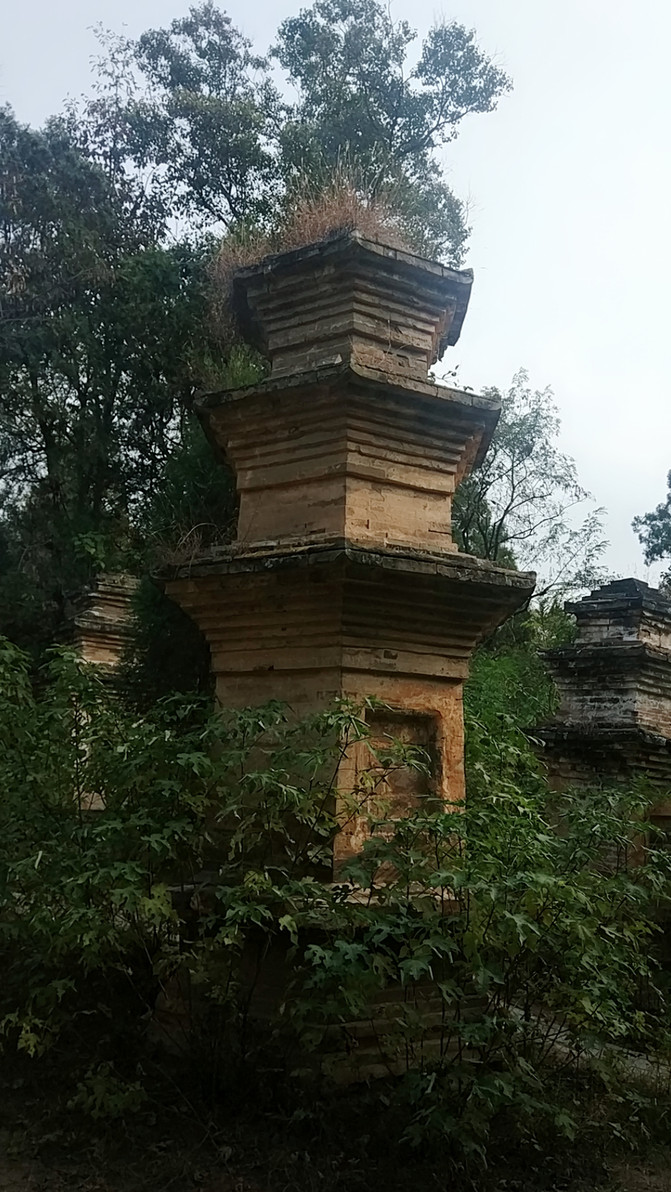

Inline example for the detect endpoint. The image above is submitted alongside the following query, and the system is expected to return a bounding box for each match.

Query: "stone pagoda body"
[166,232,535,869]
[537,578,671,825]
[66,574,138,675]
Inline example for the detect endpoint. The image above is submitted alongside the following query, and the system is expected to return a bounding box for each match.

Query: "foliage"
[452,370,608,595]
[272,0,511,260]
[0,640,198,1062]
[1,637,670,1169]
[633,470,671,585]
[465,640,558,749]
[119,576,213,710]
[464,597,577,755]
[59,0,510,262]
[0,104,235,644]
[132,5,280,230]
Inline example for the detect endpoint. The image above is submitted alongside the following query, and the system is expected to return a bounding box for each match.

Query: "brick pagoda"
[66,574,137,675]
[537,578,671,826]
[166,232,535,869]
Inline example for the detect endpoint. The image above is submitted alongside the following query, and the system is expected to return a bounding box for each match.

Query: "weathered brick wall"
[546,580,671,734]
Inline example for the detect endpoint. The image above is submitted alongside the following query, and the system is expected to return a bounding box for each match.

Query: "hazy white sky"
[2,0,670,583]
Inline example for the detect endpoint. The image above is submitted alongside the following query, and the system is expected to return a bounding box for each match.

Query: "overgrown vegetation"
[452,370,608,595]
[1,636,670,1186]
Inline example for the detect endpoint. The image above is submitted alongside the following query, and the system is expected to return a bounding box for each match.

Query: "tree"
[83,1,510,261]
[272,0,511,260]
[633,475,671,583]
[0,107,231,644]
[452,370,608,596]
[132,4,280,229]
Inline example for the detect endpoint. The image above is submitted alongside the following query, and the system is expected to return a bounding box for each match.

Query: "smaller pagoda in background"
[65,575,138,677]
[537,578,671,826]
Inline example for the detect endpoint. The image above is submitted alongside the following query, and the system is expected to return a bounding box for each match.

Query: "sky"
[2,0,670,584]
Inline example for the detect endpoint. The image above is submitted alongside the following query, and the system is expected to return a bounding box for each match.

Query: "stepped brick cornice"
[232,232,473,382]
[543,580,671,734]
[564,578,671,648]
[198,363,499,553]
[167,540,532,684]
[65,574,137,672]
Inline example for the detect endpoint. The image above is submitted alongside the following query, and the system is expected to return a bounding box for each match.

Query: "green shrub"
[1,635,670,1169]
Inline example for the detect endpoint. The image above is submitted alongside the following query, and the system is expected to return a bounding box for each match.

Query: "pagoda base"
[165,538,533,863]
[536,723,671,826]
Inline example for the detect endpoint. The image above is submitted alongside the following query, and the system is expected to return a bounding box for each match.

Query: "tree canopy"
[0,105,235,643]
[634,473,671,584]
[271,0,510,257]
[56,0,511,259]
[451,371,607,597]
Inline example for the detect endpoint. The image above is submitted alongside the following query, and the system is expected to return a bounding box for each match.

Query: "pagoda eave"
[164,540,534,682]
[198,362,500,468]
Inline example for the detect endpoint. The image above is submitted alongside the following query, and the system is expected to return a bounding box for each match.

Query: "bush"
[1,636,671,1170]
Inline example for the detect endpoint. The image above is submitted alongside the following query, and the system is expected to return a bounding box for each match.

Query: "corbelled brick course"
[232,233,473,381]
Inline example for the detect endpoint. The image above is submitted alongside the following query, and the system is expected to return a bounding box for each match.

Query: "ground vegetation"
[0,638,670,1189]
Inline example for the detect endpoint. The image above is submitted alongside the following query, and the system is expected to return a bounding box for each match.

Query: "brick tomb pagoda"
[165,231,534,871]
[159,232,537,1077]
